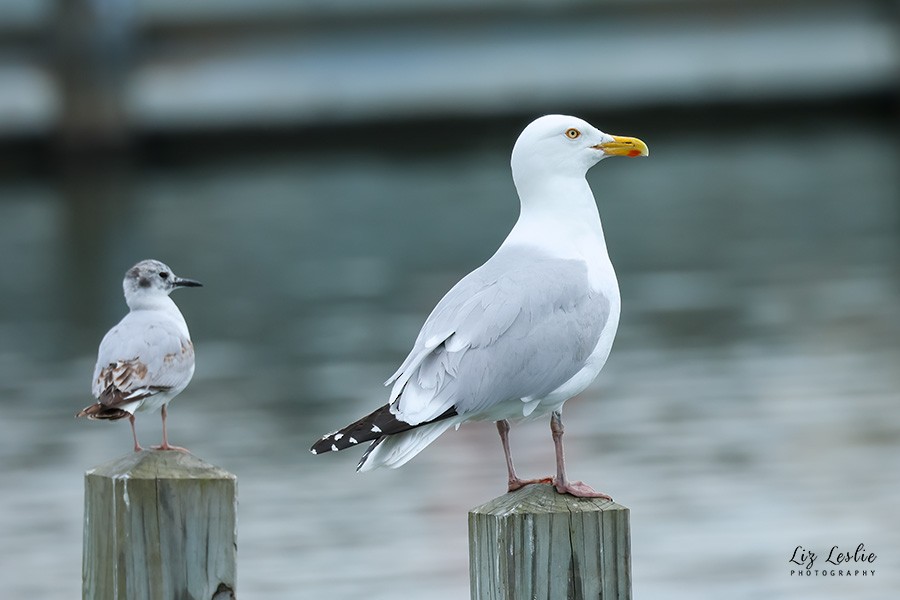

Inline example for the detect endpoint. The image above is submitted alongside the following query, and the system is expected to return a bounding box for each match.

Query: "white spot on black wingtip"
[334,433,344,441]
[371,425,382,433]
[331,444,338,452]
[310,449,317,455]
[349,437,358,444]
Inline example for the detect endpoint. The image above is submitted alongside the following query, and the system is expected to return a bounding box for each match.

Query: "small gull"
[77,259,202,452]
[310,115,648,498]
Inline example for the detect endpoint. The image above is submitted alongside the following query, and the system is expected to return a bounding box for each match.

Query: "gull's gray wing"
[386,245,611,425]
[91,312,195,408]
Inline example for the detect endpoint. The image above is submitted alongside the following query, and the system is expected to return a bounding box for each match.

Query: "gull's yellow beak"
[594,135,649,158]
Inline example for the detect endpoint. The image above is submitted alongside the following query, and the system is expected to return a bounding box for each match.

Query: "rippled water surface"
[1,113,898,599]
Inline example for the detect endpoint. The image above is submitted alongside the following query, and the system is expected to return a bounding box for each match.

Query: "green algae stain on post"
[468,484,631,600]
[83,451,237,600]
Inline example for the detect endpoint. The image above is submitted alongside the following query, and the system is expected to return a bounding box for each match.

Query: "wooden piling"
[468,484,631,600]
[82,451,237,600]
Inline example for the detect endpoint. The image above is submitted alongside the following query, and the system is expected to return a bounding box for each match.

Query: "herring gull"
[311,115,648,497]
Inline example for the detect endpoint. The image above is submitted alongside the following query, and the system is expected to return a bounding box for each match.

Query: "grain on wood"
[83,450,237,600]
[469,483,630,600]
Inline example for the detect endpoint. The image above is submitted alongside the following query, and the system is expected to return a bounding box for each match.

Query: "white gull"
[311,115,648,497]
[77,259,202,452]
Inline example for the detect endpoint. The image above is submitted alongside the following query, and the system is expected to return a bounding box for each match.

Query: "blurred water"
[0,112,899,599]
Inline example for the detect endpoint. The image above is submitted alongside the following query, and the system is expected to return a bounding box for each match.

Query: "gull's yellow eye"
[565,128,581,140]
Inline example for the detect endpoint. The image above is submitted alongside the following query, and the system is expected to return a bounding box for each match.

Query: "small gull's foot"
[507,476,553,493]
[151,443,190,453]
[553,479,613,500]
[133,443,144,453]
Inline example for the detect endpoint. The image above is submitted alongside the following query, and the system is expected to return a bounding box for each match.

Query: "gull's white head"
[123,259,202,309]
[511,114,648,186]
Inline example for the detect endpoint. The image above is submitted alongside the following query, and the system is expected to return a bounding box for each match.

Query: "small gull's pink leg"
[129,414,143,452]
[551,410,612,500]
[151,405,189,452]
[497,420,552,492]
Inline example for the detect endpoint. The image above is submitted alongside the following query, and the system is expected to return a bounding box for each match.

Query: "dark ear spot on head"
[139,277,151,288]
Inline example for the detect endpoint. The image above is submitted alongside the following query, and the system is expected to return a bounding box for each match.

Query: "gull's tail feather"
[310,403,457,457]
[357,418,459,472]
[76,402,130,420]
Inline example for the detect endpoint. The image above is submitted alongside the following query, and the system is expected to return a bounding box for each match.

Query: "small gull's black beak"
[174,277,203,288]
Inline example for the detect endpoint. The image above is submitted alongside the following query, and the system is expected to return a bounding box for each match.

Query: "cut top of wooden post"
[85,449,236,481]
[470,482,626,517]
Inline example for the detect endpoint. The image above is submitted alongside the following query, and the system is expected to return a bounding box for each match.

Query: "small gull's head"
[511,114,648,185]
[123,259,202,307]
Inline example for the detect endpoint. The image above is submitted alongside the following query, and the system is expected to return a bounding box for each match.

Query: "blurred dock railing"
[0,0,897,141]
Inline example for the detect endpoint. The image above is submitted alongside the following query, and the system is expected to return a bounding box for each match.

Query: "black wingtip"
[310,429,368,455]
[310,404,396,456]
[310,404,459,458]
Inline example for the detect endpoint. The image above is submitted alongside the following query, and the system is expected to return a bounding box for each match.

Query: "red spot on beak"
[627,149,642,157]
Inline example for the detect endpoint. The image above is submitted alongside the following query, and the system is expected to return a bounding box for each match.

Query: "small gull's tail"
[76,402,130,420]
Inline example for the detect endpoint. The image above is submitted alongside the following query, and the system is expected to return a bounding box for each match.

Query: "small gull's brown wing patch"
[163,339,194,365]
[98,358,148,393]
[81,358,172,414]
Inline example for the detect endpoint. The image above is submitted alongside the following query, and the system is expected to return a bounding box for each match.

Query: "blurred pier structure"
[0,0,897,143]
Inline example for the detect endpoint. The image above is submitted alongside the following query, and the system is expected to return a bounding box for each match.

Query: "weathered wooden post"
[83,451,237,600]
[469,484,631,600]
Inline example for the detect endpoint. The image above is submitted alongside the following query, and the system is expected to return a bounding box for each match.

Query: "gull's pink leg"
[152,405,189,452]
[129,414,143,452]
[497,420,552,492]
[551,410,612,500]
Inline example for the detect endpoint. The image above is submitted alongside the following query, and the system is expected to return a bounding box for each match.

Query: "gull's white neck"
[502,173,614,289]
[126,294,191,336]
